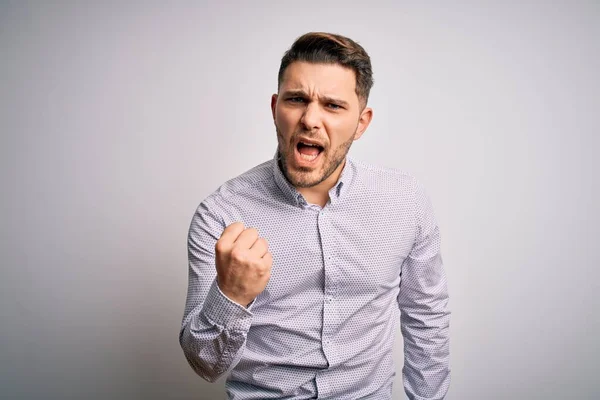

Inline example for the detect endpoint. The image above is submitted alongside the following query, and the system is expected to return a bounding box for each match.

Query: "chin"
[286,166,325,188]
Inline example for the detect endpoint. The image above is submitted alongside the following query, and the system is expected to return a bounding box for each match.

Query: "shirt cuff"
[202,279,253,332]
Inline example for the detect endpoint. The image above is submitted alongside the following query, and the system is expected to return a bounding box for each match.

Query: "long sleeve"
[179,201,253,382]
[397,179,451,400]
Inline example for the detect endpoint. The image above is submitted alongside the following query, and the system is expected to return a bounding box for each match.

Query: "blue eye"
[328,103,341,110]
[288,97,305,103]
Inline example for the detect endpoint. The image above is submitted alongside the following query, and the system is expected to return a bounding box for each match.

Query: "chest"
[221,200,416,303]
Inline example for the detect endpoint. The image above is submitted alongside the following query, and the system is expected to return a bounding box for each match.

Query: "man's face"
[271,61,372,188]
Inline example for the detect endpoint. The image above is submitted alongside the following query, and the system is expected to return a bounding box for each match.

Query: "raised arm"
[179,203,252,382]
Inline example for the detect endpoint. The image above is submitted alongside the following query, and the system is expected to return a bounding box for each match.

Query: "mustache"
[291,131,327,146]
[275,125,328,148]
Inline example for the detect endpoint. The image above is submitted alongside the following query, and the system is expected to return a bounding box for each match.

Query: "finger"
[234,227,260,250]
[249,237,269,258]
[262,251,273,267]
[218,222,245,247]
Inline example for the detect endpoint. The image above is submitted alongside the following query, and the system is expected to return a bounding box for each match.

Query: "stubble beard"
[276,124,355,188]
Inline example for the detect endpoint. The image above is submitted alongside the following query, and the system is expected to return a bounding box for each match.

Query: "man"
[180,32,450,400]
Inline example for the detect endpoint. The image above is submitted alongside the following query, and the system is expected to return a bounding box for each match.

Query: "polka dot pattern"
[180,151,450,399]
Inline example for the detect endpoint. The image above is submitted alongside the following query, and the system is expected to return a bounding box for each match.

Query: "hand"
[214,222,273,307]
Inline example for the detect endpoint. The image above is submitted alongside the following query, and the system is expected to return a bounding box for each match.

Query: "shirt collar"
[272,149,355,208]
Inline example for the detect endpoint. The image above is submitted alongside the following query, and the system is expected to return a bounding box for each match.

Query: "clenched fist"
[215,222,273,307]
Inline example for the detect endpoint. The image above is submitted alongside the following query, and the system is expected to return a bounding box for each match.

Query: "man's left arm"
[397,178,451,400]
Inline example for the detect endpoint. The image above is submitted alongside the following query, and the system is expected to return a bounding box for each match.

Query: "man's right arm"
[178,202,253,382]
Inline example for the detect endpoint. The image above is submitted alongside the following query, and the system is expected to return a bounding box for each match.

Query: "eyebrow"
[281,90,350,108]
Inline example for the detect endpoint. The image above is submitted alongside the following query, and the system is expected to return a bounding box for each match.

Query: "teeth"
[299,153,319,161]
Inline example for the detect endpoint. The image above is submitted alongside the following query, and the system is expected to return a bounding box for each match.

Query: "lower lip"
[293,146,323,167]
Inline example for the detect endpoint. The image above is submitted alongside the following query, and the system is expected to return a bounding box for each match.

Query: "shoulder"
[349,157,420,193]
[348,158,436,223]
[198,158,274,215]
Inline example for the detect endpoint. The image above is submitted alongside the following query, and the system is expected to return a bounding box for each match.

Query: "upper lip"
[296,137,325,149]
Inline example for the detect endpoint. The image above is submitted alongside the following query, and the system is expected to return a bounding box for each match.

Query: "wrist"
[217,283,254,308]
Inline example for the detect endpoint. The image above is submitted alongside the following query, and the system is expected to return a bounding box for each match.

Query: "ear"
[271,94,278,122]
[353,107,373,140]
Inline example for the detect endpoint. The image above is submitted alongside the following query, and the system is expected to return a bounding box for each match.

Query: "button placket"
[317,206,341,366]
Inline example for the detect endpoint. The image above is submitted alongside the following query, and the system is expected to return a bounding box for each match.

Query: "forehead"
[280,61,357,97]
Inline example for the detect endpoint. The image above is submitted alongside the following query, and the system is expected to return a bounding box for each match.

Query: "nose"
[300,101,323,131]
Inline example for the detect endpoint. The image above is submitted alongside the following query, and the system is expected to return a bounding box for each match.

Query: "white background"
[1,1,599,399]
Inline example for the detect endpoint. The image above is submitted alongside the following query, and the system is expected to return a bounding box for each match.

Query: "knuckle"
[227,221,244,230]
[214,240,226,253]
[256,268,266,278]
[258,261,270,273]
[248,258,261,269]
[230,247,246,262]
[262,269,272,280]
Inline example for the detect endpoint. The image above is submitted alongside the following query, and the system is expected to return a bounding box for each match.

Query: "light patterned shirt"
[180,150,450,399]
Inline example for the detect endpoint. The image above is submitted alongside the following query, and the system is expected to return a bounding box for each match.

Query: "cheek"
[276,109,299,130]
[324,118,357,145]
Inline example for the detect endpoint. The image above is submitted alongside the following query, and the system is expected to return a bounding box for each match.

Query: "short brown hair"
[277,32,374,108]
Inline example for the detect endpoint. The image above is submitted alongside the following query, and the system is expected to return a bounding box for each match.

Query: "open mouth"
[296,141,324,163]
